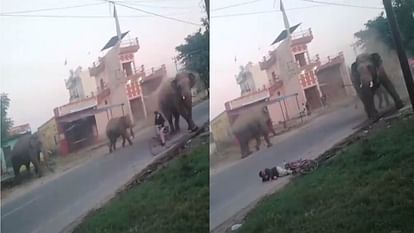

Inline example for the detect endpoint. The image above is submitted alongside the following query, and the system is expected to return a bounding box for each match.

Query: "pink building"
[54,32,167,155]
[225,26,321,129]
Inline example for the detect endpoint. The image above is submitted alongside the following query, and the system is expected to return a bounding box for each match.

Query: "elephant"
[10,133,43,181]
[231,106,273,158]
[106,115,134,153]
[351,53,404,120]
[158,71,199,134]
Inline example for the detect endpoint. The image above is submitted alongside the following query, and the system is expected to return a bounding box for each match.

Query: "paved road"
[210,104,366,230]
[1,101,209,233]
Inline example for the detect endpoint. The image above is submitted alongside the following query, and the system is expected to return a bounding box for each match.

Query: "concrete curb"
[60,121,209,233]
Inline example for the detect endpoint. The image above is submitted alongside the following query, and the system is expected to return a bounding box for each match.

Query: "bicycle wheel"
[148,137,163,156]
[299,160,318,175]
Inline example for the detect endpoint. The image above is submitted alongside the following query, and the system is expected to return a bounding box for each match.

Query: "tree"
[1,93,13,146]
[354,0,414,56]
[176,18,209,94]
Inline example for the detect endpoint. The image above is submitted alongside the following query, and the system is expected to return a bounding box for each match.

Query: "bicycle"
[148,125,171,156]
[283,158,318,175]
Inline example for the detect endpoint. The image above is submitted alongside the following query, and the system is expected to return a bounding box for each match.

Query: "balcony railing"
[120,37,140,54]
[291,28,313,45]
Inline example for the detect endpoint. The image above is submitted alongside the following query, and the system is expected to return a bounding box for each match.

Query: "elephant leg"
[182,113,198,132]
[238,137,250,158]
[111,137,117,151]
[379,73,404,109]
[173,111,180,132]
[108,142,113,153]
[360,86,378,120]
[255,136,261,151]
[166,113,175,134]
[121,135,126,147]
[125,133,133,146]
[263,131,272,147]
[12,158,21,178]
[32,159,42,177]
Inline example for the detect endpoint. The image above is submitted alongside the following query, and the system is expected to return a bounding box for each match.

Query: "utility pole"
[112,1,122,42]
[383,0,414,110]
[204,0,209,19]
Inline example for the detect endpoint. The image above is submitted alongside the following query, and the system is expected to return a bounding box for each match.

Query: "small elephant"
[106,115,134,153]
[158,71,199,134]
[232,106,273,158]
[11,133,43,181]
[351,53,404,120]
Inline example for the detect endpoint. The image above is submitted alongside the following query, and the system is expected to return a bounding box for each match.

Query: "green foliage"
[1,93,13,145]
[237,118,414,233]
[354,0,414,56]
[176,18,209,91]
[74,144,209,233]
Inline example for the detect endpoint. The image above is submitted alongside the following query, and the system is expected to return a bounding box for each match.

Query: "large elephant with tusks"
[158,71,199,134]
[11,133,43,181]
[106,115,134,153]
[231,106,273,158]
[351,53,404,120]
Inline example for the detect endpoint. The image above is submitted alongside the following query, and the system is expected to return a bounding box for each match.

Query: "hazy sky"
[1,0,205,129]
[210,0,385,119]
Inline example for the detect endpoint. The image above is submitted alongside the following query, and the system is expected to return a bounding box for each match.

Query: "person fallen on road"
[154,111,166,146]
[258,165,292,182]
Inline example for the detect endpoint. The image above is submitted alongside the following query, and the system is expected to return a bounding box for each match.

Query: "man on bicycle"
[154,111,166,146]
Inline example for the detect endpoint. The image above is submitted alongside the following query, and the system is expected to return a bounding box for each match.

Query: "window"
[295,53,307,67]
[54,136,58,145]
[122,62,133,76]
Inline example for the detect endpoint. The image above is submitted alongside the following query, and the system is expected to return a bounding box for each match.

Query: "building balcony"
[316,52,345,73]
[89,57,105,77]
[120,37,140,54]
[259,53,277,70]
[291,28,313,46]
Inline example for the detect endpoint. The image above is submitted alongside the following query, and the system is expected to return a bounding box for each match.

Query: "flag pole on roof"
[112,2,122,43]
[280,0,291,42]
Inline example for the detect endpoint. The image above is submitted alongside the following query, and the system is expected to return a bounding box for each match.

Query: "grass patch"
[238,118,414,233]
[74,144,209,233]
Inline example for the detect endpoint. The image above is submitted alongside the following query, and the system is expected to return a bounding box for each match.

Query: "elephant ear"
[351,62,359,78]
[370,53,382,68]
[350,62,362,88]
[171,78,178,89]
[188,72,196,88]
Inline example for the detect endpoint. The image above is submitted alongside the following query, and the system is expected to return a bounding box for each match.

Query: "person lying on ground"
[258,166,292,182]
